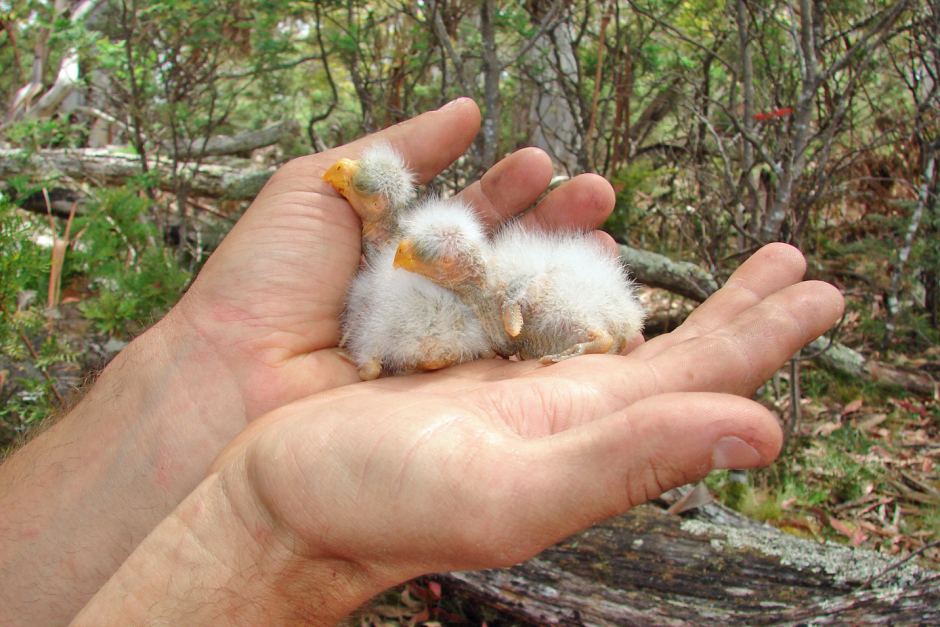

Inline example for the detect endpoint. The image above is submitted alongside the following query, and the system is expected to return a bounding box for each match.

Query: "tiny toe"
[359,359,382,381]
[540,329,615,363]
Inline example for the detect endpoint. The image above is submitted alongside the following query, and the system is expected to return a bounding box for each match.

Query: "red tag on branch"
[753,107,794,121]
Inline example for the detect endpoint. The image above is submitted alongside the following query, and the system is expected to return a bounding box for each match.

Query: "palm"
[177,181,363,415]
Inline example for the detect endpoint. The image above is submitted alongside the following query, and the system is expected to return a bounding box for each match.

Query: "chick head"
[322,142,416,221]
[393,198,487,291]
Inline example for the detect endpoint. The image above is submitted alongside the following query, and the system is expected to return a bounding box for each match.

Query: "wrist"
[86,307,251,497]
[142,305,249,439]
[74,463,386,625]
[0,309,250,624]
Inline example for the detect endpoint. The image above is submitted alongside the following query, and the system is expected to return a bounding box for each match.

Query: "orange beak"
[323,158,388,222]
[394,239,443,282]
[322,159,359,196]
[393,239,421,273]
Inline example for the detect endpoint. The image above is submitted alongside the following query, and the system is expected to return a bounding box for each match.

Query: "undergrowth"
[708,366,939,565]
[0,187,190,450]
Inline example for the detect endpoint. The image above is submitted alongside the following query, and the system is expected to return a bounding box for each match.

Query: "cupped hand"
[167,98,617,420]
[211,243,843,590]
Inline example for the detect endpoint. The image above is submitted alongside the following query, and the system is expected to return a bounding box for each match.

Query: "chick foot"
[358,358,382,381]
[538,329,615,364]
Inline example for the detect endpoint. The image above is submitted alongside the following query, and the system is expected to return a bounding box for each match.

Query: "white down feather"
[398,196,488,258]
[342,240,489,378]
[355,142,417,209]
[487,223,646,358]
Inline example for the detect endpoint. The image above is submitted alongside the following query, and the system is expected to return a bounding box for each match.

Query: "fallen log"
[164,120,301,158]
[807,337,938,397]
[619,244,719,302]
[438,503,938,624]
[0,147,273,200]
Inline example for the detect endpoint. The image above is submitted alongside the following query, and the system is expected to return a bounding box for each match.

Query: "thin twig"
[859,539,940,590]
[186,198,235,223]
[17,330,66,408]
[783,351,802,454]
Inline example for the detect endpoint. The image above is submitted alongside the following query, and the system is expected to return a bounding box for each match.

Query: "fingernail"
[711,436,763,470]
[438,97,469,111]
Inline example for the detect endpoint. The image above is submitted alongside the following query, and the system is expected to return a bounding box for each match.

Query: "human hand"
[75,244,842,624]
[1,100,628,627]
[188,243,843,619]
[165,97,619,423]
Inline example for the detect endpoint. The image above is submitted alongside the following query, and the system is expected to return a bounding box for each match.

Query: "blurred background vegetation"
[1,0,938,598]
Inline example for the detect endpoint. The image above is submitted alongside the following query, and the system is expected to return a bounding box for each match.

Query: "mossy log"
[618,244,719,302]
[0,147,273,200]
[438,502,937,624]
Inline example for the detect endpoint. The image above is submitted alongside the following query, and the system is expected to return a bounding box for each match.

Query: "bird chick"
[486,224,646,361]
[394,201,645,362]
[322,142,417,258]
[342,198,491,380]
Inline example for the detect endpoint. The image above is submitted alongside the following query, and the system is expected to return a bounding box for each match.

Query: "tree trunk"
[438,502,938,624]
[478,0,501,169]
[885,149,937,343]
[3,0,104,124]
[528,20,582,175]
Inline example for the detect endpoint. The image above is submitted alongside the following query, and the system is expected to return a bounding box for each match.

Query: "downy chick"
[394,201,645,362]
[342,198,491,380]
[486,224,646,361]
[322,142,417,259]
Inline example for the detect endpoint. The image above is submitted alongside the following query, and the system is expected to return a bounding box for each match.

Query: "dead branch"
[163,120,301,158]
[620,244,937,396]
[619,243,719,302]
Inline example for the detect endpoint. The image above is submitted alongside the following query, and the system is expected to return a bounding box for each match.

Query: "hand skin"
[75,246,845,625]
[0,99,632,625]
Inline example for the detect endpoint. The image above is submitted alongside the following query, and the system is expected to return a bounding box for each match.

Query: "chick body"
[394,200,646,363]
[486,224,646,361]
[342,201,491,380]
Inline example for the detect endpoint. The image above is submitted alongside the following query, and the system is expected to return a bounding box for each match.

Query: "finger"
[521,173,615,232]
[362,356,539,393]
[630,243,807,360]
[642,280,843,396]
[592,230,621,258]
[456,147,553,229]
[505,393,780,552]
[262,98,482,196]
[275,349,361,406]
[618,279,843,399]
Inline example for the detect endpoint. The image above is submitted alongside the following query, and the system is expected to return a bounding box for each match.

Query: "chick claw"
[539,329,615,364]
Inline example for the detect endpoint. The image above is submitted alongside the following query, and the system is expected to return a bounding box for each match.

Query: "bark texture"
[619,244,720,302]
[439,502,938,624]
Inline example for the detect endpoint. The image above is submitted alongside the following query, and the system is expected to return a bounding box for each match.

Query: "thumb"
[514,392,781,547]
